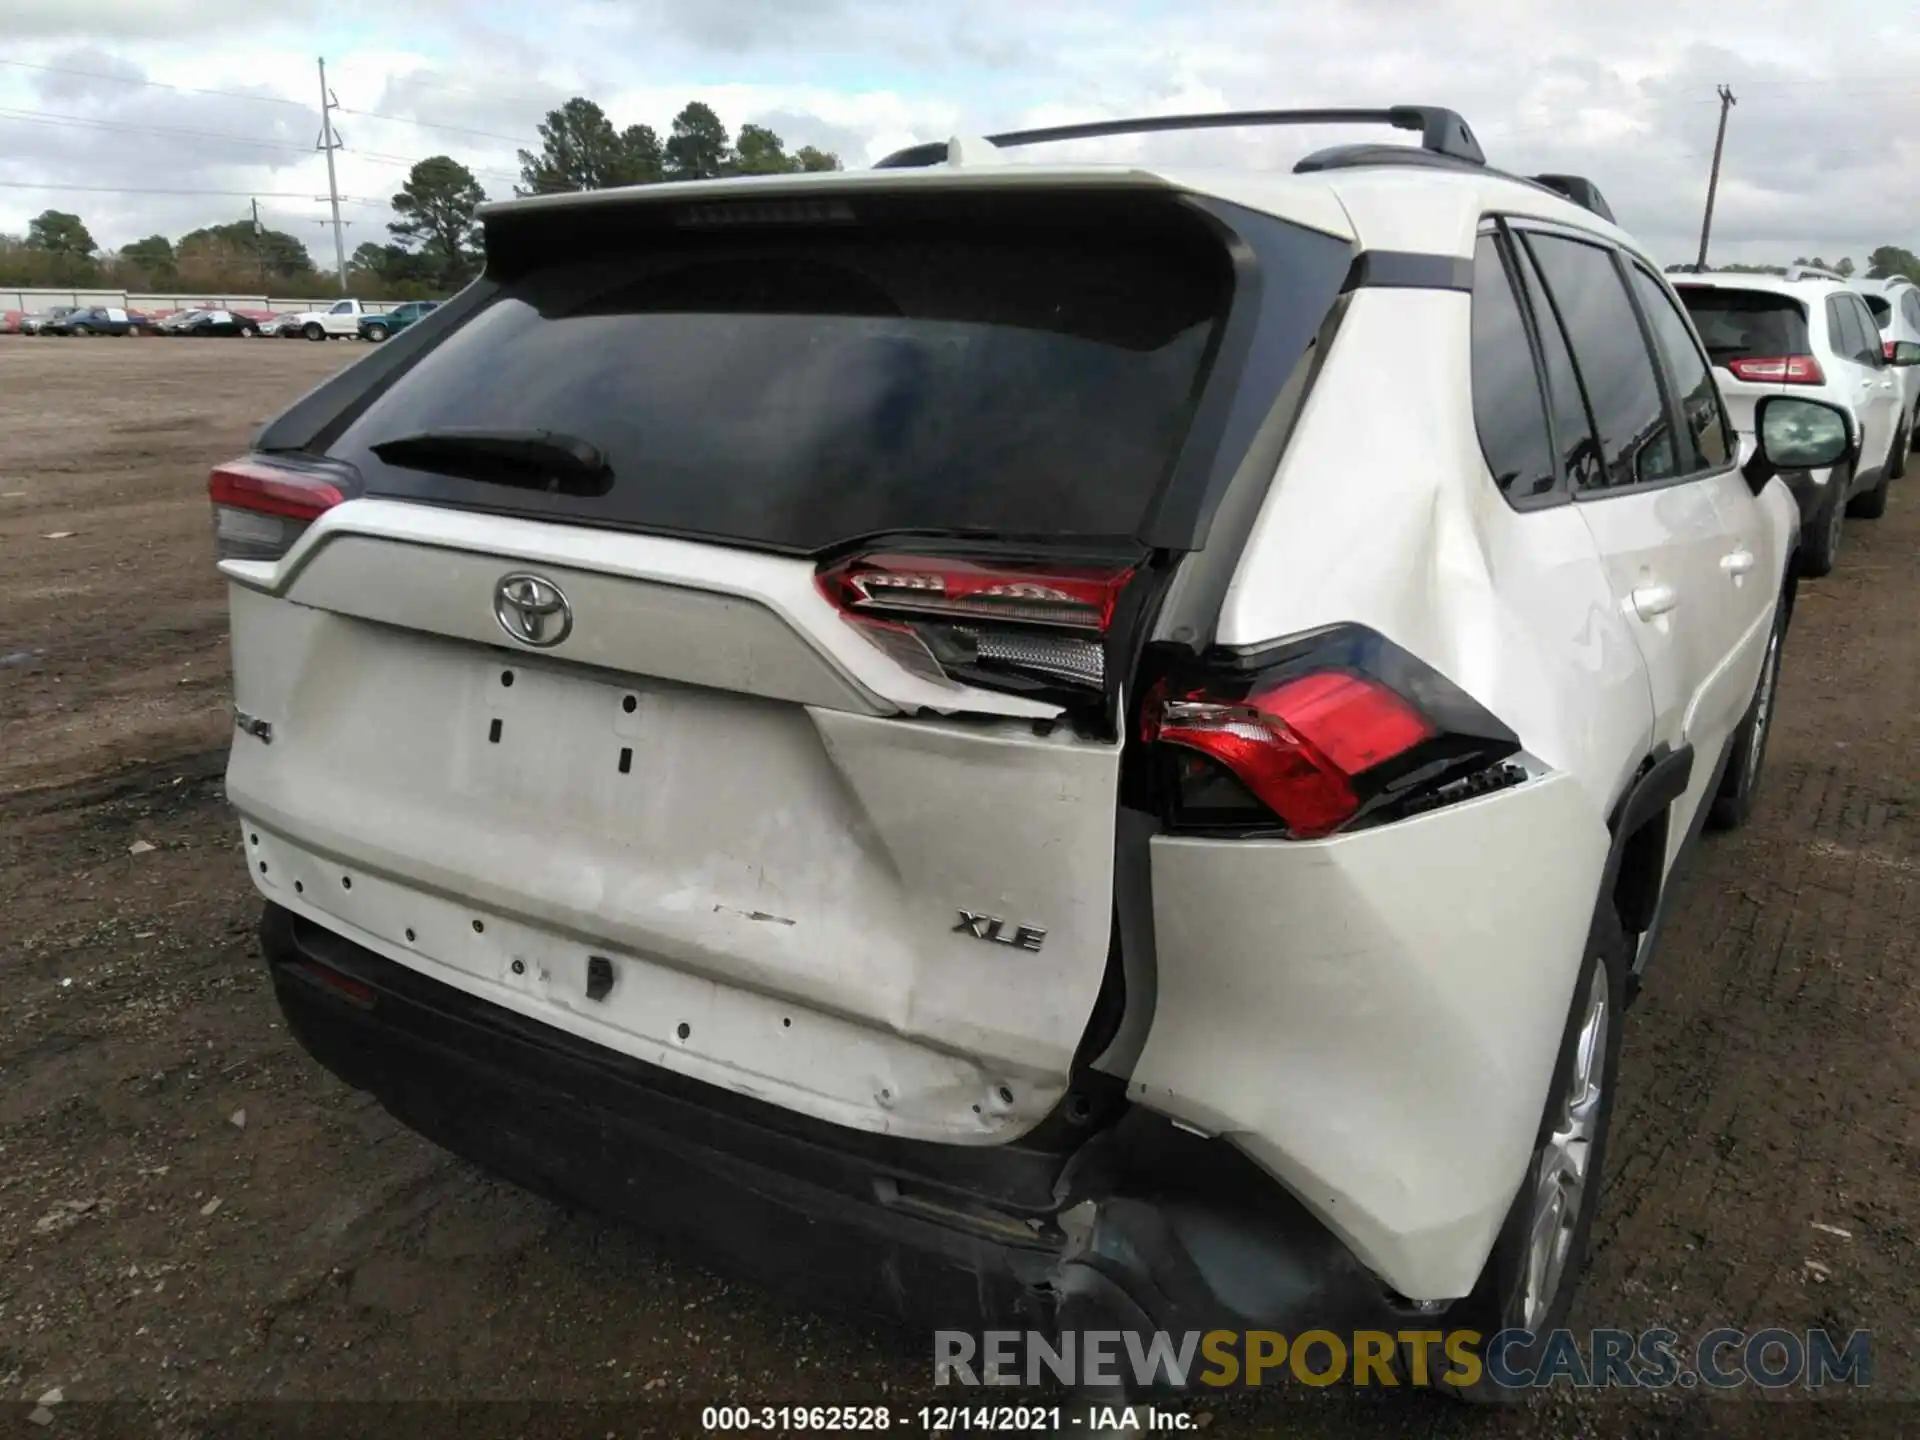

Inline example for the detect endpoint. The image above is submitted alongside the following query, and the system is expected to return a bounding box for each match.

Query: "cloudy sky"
[2,0,1915,275]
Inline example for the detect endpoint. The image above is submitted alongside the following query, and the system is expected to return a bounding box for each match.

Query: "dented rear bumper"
[262,902,1404,1341]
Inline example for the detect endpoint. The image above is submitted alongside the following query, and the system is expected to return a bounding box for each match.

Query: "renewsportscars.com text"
[933,1327,1872,1391]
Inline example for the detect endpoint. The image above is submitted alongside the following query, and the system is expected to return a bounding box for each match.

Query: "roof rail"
[1784,263,1844,282]
[873,105,1485,170]
[1530,173,1615,224]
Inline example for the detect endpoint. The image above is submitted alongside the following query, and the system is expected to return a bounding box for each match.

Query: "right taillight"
[1140,626,1524,839]
[1884,340,1898,362]
[1725,355,1824,385]
[209,457,345,562]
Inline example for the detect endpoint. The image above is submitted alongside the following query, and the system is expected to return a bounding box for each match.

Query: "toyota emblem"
[492,572,573,648]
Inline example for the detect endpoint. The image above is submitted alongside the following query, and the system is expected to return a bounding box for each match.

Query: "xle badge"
[954,910,1047,952]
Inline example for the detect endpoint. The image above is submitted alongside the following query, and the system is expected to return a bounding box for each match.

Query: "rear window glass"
[1861,294,1890,327]
[330,208,1232,553]
[1674,287,1810,365]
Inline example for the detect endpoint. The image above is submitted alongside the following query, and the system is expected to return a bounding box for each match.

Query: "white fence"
[2,286,396,315]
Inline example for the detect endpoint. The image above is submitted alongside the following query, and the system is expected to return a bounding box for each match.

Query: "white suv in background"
[1675,272,1910,574]
[211,107,1844,1399]
[1852,274,1920,436]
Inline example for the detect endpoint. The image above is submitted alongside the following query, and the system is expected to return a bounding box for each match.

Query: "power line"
[0,107,519,186]
[0,56,310,109]
[0,105,314,156]
[0,178,384,203]
[331,105,536,147]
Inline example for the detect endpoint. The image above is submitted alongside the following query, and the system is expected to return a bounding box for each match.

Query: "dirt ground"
[1,338,1914,1438]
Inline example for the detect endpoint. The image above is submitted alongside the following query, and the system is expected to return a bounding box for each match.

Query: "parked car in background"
[1,310,24,334]
[42,305,151,337]
[359,300,440,342]
[215,108,1828,1395]
[284,297,377,341]
[170,309,262,338]
[1675,272,1910,574]
[259,313,306,338]
[18,306,80,335]
[1851,274,1920,437]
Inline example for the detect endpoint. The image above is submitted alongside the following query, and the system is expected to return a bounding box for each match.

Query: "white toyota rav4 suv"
[213,107,1846,1395]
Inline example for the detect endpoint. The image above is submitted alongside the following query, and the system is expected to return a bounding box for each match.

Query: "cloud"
[0,0,1915,271]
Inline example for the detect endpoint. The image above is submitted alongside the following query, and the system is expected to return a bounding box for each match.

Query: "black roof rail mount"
[873,105,1486,170]
[1530,173,1615,224]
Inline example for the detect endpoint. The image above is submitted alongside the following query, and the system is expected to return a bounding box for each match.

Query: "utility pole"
[1695,84,1736,272]
[250,197,266,291]
[316,57,348,291]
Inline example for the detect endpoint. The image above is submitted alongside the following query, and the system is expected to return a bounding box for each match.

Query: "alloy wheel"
[1521,965,1609,1332]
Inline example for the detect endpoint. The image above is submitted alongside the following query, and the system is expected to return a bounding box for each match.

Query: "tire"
[1433,902,1626,1403]
[1707,587,1787,830]
[1847,427,1899,519]
[303,323,326,342]
[240,324,259,338]
[363,323,389,343]
[70,326,91,337]
[1801,461,1848,576]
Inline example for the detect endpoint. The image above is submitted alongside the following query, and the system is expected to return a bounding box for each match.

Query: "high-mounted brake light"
[1140,626,1524,839]
[816,552,1137,698]
[208,457,344,562]
[1725,355,1824,385]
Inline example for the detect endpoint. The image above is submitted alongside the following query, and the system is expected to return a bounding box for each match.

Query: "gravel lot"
[1,337,1914,1438]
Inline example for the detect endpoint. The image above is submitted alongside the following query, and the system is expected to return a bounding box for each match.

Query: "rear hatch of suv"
[1674,283,1816,461]
[219,180,1354,1145]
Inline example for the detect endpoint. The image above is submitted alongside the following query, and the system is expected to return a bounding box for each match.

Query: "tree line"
[1670,248,1920,282]
[0,97,840,300]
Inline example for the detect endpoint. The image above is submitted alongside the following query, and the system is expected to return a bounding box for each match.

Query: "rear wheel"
[1708,588,1786,830]
[240,323,260,338]
[1437,902,1625,1403]
[364,322,389,342]
[1802,462,1848,575]
[303,322,326,342]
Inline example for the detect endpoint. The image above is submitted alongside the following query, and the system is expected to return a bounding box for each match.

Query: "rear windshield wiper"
[370,428,612,495]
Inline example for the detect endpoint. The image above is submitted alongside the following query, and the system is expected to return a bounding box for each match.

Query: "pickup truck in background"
[285,298,378,341]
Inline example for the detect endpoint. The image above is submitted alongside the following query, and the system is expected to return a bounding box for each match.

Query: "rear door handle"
[1720,549,1756,576]
[1631,583,1678,621]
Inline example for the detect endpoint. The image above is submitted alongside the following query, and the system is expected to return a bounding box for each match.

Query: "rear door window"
[1843,296,1885,365]
[1525,234,1677,492]
[1626,266,1730,470]
[330,204,1234,553]
[1674,287,1811,368]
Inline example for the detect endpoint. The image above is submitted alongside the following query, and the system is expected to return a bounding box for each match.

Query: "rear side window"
[1903,291,1920,330]
[331,203,1233,553]
[1626,267,1730,471]
[1674,287,1811,366]
[1862,294,1891,329]
[1469,236,1557,501]
[1525,235,1677,492]
[1512,244,1603,491]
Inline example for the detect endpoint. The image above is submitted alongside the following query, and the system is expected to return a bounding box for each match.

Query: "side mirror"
[1742,395,1851,495]
[1890,340,1920,367]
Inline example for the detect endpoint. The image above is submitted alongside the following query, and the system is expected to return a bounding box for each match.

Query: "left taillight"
[816,552,1137,698]
[208,457,344,562]
[1140,627,1524,839]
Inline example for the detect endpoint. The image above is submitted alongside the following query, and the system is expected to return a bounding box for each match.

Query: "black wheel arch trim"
[1601,743,1693,941]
